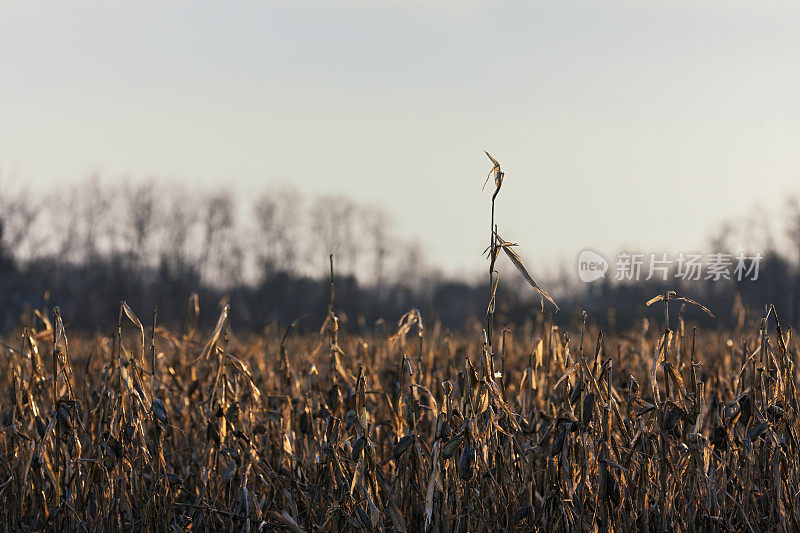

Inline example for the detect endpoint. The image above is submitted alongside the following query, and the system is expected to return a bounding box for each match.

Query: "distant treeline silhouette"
[1,178,799,332]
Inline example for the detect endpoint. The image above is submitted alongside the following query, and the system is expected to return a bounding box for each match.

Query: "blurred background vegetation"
[1,177,799,332]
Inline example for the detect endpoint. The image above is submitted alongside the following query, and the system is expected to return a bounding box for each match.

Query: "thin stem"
[151,306,158,395]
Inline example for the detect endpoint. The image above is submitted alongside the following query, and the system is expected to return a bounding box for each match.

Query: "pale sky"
[2,0,799,279]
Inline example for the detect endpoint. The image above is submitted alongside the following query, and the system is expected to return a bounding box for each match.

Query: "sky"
[1,0,799,279]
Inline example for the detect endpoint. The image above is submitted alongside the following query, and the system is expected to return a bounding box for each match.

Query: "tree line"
[1,177,799,332]
[0,177,442,331]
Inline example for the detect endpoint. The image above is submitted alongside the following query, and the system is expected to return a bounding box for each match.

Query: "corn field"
[0,293,799,532]
[1,154,799,531]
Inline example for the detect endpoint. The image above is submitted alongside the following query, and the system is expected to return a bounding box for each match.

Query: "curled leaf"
[494,232,559,311]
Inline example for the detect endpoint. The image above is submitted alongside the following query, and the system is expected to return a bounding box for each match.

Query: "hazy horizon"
[2,0,799,279]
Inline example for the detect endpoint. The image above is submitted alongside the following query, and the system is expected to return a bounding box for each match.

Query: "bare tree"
[393,240,425,293]
[125,179,159,268]
[198,190,241,287]
[784,195,800,323]
[0,179,38,259]
[308,195,362,277]
[785,195,800,266]
[48,175,115,264]
[253,187,301,278]
[361,206,389,288]
[741,204,775,254]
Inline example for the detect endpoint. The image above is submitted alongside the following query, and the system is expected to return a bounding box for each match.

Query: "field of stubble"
[0,299,798,532]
